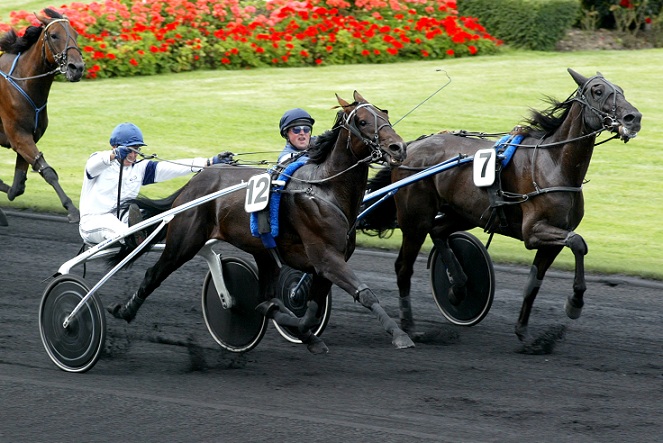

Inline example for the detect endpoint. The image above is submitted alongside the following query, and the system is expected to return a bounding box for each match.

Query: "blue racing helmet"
[279,108,315,138]
[109,122,146,147]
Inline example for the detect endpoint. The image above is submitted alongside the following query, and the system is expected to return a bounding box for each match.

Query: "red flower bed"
[0,0,501,79]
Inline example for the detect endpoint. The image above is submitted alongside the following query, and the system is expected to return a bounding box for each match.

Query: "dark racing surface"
[0,209,661,442]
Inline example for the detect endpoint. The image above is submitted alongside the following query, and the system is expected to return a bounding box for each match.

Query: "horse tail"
[105,187,185,269]
[131,188,184,223]
[358,166,398,237]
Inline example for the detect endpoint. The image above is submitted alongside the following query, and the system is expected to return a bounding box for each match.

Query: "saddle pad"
[250,160,307,248]
[495,134,524,167]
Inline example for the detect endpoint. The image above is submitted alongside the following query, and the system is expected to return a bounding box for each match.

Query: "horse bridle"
[41,18,83,75]
[341,103,395,164]
[570,74,628,138]
[4,18,83,81]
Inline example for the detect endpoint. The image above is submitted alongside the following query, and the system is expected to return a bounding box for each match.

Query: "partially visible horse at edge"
[360,69,642,345]
[0,8,85,226]
[107,91,415,353]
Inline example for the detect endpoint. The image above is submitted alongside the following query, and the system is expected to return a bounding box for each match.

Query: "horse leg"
[431,237,468,306]
[298,275,332,354]
[255,265,329,354]
[107,233,205,323]
[33,154,80,223]
[394,230,429,335]
[307,247,413,349]
[517,226,589,340]
[563,232,588,320]
[515,245,563,341]
[4,155,28,200]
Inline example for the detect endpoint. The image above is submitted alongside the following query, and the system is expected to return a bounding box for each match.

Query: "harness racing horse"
[0,9,84,225]
[107,91,415,352]
[361,69,642,345]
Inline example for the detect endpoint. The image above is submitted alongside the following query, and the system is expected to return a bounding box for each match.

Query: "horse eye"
[593,86,602,96]
[359,120,367,127]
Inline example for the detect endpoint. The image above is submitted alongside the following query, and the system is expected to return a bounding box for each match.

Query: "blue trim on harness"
[250,160,307,249]
[0,53,47,132]
[495,134,524,167]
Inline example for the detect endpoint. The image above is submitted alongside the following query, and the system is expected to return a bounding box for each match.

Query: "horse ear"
[596,71,604,78]
[336,93,350,109]
[568,68,588,87]
[353,90,367,104]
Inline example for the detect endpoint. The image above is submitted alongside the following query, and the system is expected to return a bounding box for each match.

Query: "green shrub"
[458,0,580,50]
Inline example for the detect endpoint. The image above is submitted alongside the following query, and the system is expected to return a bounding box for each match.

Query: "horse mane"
[0,8,63,54]
[306,109,345,164]
[524,95,573,139]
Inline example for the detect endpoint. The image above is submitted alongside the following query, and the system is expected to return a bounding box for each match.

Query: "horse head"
[38,9,85,82]
[568,68,642,143]
[336,91,406,165]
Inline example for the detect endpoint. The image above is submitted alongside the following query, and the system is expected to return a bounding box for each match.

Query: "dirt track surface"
[0,209,661,443]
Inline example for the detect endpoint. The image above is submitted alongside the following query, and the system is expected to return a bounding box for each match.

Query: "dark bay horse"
[108,91,415,352]
[361,69,642,343]
[0,9,85,225]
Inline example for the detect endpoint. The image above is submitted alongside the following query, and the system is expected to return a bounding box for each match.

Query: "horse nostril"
[389,142,406,161]
[624,111,642,131]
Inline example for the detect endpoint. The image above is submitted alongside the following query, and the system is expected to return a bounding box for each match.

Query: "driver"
[78,122,232,246]
[277,108,316,163]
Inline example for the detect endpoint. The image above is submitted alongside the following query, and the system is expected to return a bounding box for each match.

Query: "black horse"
[107,91,415,352]
[361,69,642,343]
[0,9,84,225]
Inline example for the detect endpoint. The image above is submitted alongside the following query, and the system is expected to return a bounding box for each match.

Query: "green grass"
[0,1,90,21]
[1,49,661,280]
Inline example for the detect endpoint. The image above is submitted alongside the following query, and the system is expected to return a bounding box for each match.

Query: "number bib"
[245,173,271,213]
[473,148,496,187]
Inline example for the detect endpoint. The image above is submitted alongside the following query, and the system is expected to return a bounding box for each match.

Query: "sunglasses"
[290,126,311,135]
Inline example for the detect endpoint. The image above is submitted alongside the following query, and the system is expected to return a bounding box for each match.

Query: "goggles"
[290,125,311,135]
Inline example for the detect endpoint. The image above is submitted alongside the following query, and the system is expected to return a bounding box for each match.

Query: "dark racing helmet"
[279,108,315,138]
[109,122,146,147]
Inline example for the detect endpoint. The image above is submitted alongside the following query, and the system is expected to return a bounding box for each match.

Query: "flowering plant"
[0,0,501,79]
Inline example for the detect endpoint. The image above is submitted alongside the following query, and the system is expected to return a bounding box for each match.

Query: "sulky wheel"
[39,275,106,373]
[273,265,332,344]
[428,231,495,326]
[201,256,267,353]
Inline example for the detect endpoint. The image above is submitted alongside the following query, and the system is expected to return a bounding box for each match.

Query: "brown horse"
[0,9,84,225]
[361,69,642,344]
[107,91,415,352]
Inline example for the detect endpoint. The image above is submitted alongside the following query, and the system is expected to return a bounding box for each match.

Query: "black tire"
[201,256,267,353]
[39,275,106,373]
[428,231,495,326]
[273,266,332,343]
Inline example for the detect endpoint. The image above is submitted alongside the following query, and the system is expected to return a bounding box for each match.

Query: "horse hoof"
[306,335,329,354]
[255,300,279,318]
[515,325,529,342]
[565,297,583,320]
[67,210,80,224]
[393,331,415,349]
[106,303,134,323]
[448,285,467,306]
[400,319,416,336]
